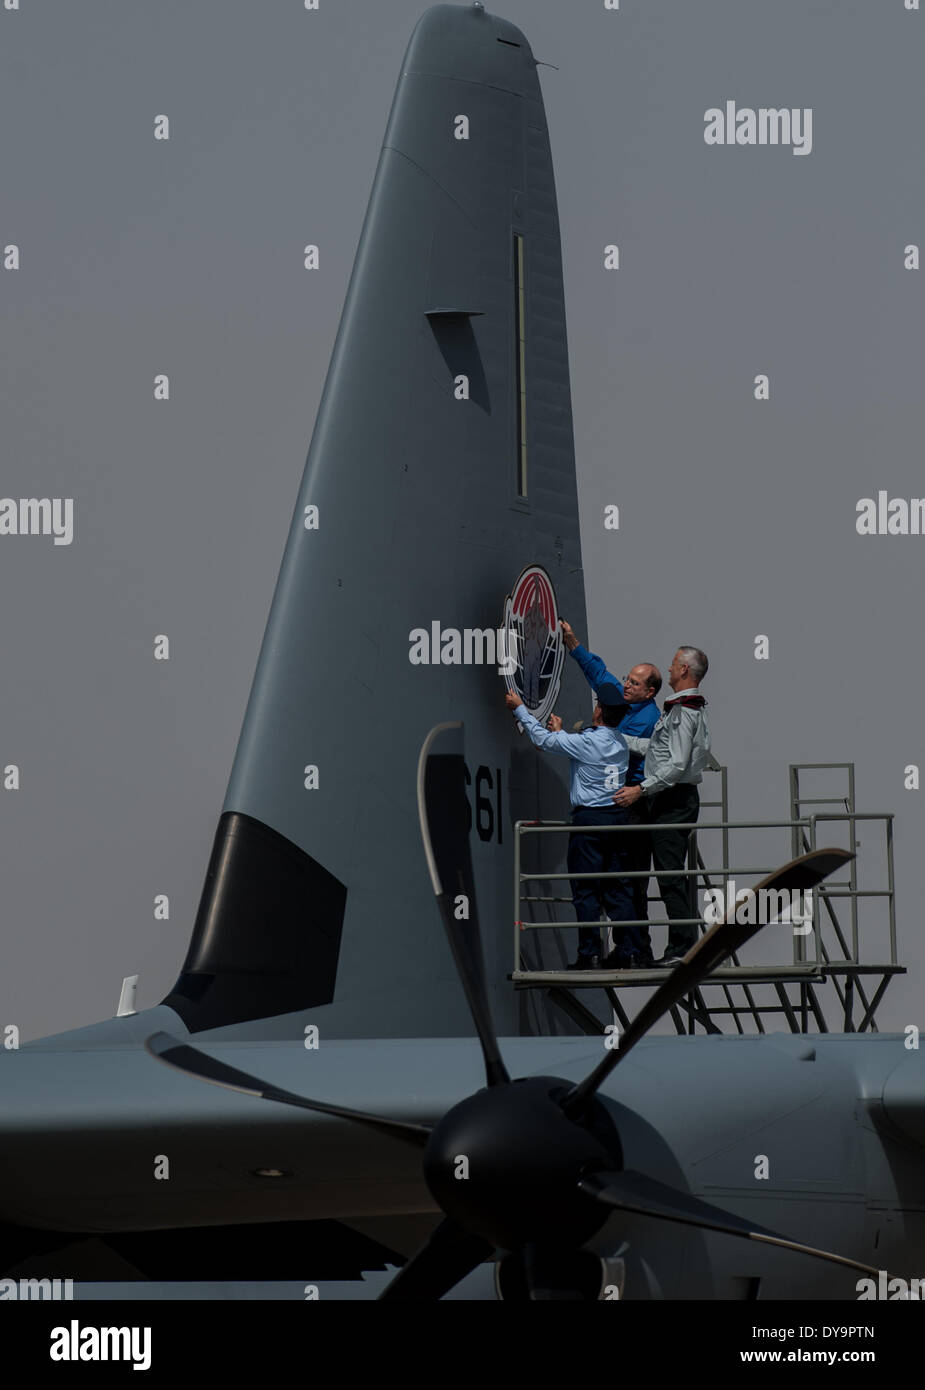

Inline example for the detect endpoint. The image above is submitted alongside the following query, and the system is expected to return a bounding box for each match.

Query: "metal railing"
[513,812,896,973]
[806,812,897,963]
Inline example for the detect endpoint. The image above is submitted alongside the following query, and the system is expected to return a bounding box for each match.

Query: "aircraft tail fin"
[162,3,589,1038]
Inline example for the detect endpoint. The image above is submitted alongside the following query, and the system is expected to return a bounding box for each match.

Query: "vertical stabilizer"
[163,3,589,1038]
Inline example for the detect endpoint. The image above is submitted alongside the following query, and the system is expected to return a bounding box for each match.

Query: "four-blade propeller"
[146,722,882,1300]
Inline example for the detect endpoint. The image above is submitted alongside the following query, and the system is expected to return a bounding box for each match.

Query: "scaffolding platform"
[512,762,902,1037]
[513,965,827,986]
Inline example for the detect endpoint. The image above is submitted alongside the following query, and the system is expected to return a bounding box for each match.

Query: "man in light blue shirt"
[504,684,644,969]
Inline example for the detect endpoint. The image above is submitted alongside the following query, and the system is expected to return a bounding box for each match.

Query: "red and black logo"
[501,565,565,725]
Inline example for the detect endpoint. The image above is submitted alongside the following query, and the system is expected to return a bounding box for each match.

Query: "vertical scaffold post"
[847,763,859,963]
[513,821,522,974]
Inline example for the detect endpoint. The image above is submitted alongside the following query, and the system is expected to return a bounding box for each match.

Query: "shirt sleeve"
[641,709,698,793]
[569,645,624,698]
[515,704,596,759]
[622,735,651,754]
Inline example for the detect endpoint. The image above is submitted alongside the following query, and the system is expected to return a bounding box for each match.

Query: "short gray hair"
[678,646,708,682]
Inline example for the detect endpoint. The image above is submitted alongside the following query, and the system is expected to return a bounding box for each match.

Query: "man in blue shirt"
[559,620,661,965]
[505,684,642,969]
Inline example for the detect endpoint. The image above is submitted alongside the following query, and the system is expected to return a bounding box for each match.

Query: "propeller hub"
[422,1075,621,1250]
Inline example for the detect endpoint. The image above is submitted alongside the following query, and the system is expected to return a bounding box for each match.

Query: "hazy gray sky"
[1,0,922,1038]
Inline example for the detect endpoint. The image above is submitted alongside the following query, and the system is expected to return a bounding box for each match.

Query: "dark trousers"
[646,783,700,953]
[624,805,652,958]
[567,805,639,961]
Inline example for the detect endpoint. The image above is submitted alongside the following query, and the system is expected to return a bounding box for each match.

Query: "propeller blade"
[377,1218,495,1301]
[144,1032,431,1149]
[417,722,510,1087]
[565,847,853,1112]
[579,1168,882,1278]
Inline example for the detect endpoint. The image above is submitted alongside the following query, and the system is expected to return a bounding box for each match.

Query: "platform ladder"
[788,763,899,1033]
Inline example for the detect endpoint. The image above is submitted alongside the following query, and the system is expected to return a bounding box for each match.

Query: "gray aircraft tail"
[162,3,590,1040]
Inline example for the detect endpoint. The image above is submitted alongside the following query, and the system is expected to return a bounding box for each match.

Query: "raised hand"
[559,619,579,651]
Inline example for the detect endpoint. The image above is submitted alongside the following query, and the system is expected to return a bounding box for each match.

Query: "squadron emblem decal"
[501,565,565,726]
